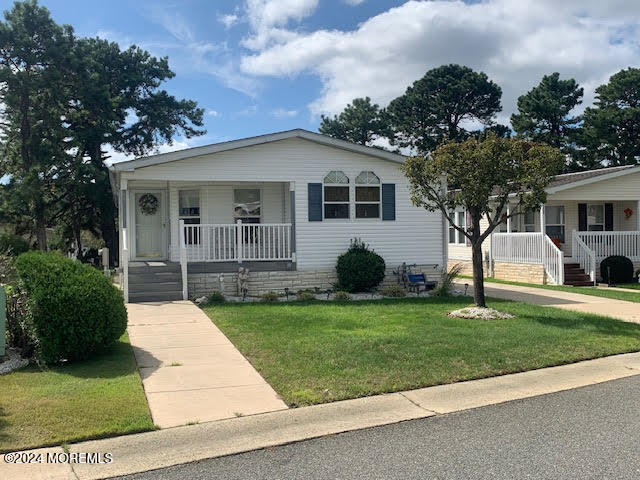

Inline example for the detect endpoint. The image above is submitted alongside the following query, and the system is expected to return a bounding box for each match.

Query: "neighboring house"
[109,129,446,302]
[448,165,640,286]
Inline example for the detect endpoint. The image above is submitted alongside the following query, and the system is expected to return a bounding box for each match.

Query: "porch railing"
[181,221,293,262]
[575,231,640,260]
[572,233,596,284]
[490,232,564,285]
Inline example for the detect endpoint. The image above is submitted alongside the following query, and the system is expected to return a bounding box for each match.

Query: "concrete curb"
[3,352,640,480]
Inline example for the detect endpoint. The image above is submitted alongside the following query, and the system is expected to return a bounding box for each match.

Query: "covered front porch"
[490,199,640,285]
[119,180,296,301]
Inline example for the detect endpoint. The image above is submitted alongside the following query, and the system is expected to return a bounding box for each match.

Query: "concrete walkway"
[457,280,640,324]
[127,301,287,428]
[5,352,639,480]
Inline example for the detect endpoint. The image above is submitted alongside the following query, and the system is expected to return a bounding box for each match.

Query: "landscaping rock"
[447,307,515,320]
[0,348,29,375]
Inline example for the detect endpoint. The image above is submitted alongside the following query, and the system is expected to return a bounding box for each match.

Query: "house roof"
[546,165,640,193]
[109,128,406,172]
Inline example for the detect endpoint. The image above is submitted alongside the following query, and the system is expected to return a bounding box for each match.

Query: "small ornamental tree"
[403,135,563,307]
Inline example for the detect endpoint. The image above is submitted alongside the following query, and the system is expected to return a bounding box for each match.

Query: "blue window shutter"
[308,183,322,221]
[382,183,396,221]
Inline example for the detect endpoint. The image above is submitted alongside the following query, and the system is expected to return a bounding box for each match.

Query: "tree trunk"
[89,143,118,266]
[471,241,486,307]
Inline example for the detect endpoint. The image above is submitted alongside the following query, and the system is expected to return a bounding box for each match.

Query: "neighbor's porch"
[490,199,640,285]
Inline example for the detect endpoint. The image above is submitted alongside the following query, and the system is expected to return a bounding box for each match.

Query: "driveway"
[127,301,287,428]
[457,280,640,324]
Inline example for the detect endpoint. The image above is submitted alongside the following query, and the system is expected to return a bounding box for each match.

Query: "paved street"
[115,375,640,480]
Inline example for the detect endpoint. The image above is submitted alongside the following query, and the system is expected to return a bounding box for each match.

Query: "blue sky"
[1,0,639,161]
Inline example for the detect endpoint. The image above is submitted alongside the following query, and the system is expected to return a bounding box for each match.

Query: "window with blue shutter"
[382,183,396,221]
[308,183,322,221]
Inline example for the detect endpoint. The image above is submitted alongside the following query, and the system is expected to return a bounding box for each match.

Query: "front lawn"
[616,282,640,290]
[0,334,154,453]
[466,276,640,303]
[203,297,640,407]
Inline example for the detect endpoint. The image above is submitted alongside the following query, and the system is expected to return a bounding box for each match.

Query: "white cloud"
[271,108,298,119]
[218,13,239,29]
[146,10,260,97]
[207,109,221,117]
[243,0,319,50]
[344,0,366,5]
[240,0,640,125]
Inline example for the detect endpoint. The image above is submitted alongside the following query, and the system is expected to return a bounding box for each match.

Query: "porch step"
[128,262,183,303]
[563,263,593,287]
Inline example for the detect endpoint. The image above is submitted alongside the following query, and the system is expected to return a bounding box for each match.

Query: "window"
[355,171,381,219]
[179,190,200,245]
[448,210,466,244]
[323,171,349,219]
[523,209,536,232]
[587,204,605,231]
[545,205,565,243]
[233,189,261,224]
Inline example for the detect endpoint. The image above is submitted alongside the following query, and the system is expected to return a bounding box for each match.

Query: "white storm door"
[134,190,167,259]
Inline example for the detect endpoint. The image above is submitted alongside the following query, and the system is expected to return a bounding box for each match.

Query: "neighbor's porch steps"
[563,263,593,287]
[128,262,183,303]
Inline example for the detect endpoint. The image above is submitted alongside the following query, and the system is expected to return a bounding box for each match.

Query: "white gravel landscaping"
[447,307,515,320]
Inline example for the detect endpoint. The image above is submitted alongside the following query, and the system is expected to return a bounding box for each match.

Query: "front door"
[134,190,167,259]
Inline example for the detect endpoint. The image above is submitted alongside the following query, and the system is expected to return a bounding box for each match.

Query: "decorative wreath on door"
[138,193,159,215]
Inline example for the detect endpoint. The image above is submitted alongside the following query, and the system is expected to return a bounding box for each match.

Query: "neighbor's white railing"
[491,232,545,264]
[181,221,292,262]
[575,231,640,260]
[122,228,129,303]
[490,232,564,285]
[543,234,564,286]
[572,231,596,284]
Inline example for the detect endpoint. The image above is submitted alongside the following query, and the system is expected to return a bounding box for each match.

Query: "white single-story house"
[109,129,446,302]
[448,165,640,286]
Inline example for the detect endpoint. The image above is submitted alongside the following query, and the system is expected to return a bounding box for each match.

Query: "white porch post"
[637,200,640,232]
[289,182,296,263]
[539,204,546,264]
[120,179,129,303]
[506,203,511,233]
[179,219,188,300]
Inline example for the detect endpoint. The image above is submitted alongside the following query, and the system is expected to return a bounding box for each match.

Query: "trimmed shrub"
[335,238,385,293]
[0,234,30,256]
[297,291,316,301]
[261,291,280,302]
[381,285,407,297]
[15,251,127,364]
[333,291,351,301]
[600,255,634,284]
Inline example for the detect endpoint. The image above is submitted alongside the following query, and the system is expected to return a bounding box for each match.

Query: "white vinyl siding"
[122,137,444,270]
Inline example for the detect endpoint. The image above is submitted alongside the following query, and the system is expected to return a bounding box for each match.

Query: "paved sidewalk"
[126,301,287,428]
[457,280,640,324]
[4,352,639,480]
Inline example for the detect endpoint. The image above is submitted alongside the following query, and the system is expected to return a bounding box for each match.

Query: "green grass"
[203,297,640,407]
[615,282,640,290]
[0,334,154,453]
[469,276,640,303]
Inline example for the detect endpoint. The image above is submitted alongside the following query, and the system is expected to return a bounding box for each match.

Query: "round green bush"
[0,233,30,256]
[600,255,634,284]
[335,238,385,293]
[15,251,127,364]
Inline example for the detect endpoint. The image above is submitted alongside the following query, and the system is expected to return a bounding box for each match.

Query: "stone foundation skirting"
[188,264,442,298]
[449,259,546,285]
